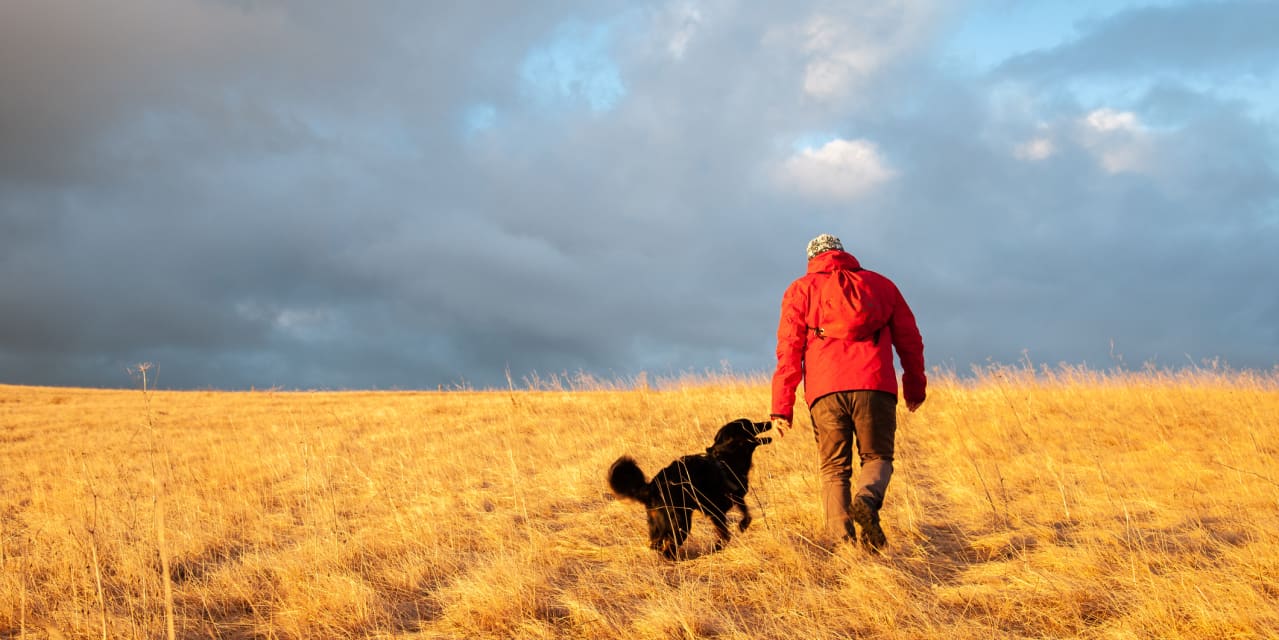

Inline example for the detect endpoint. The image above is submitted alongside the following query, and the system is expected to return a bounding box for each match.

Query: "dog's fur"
[607,418,772,559]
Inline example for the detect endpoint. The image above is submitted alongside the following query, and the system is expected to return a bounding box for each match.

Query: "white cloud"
[777,138,896,200]
[771,2,940,101]
[664,3,702,59]
[1085,108,1142,133]
[1015,137,1056,161]
[799,16,881,98]
[1079,108,1150,174]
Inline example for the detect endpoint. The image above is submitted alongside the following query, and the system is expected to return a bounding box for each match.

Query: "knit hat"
[806,234,843,259]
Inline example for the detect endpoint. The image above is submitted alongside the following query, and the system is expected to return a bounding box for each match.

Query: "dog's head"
[708,418,773,457]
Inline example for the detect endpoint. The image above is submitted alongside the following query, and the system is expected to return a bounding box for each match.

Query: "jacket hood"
[807,250,861,274]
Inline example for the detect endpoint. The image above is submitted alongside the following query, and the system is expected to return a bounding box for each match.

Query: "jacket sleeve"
[771,280,808,420]
[888,285,927,405]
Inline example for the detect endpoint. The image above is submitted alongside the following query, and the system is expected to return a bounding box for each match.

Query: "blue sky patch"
[462,103,498,136]
[520,18,627,113]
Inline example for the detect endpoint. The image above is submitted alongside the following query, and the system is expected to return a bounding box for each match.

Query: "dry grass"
[2,365,1278,639]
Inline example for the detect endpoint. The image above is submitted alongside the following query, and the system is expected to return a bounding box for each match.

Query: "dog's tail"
[607,456,650,503]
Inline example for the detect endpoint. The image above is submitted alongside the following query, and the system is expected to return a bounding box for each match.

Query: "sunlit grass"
[2,364,1277,638]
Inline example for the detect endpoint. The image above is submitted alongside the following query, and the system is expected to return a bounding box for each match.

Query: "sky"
[1,0,1276,390]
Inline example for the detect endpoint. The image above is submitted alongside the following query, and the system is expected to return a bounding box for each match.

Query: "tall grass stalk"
[135,364,176,640]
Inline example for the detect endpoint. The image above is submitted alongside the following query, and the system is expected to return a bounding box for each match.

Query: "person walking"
[770,234,926,551]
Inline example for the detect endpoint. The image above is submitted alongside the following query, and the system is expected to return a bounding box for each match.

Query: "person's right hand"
[906,400,923,413]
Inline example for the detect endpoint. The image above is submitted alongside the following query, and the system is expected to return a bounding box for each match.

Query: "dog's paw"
[738,514,752,531]
[658,540,679,560]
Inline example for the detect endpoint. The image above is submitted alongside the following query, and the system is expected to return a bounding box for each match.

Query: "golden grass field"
[2,365,1278,639]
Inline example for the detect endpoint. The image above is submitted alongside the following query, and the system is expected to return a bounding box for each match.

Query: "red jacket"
[771,250,926,420]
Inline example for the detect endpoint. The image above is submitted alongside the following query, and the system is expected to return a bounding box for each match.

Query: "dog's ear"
[714,421,742,445]
[713,419,751,448]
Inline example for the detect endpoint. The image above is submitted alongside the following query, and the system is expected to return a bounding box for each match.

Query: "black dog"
[608,418,772,559]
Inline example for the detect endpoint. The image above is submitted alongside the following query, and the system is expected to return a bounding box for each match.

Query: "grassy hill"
[2,365,1277,638]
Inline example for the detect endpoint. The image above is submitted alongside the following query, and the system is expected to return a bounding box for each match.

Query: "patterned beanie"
[806,234,843,259]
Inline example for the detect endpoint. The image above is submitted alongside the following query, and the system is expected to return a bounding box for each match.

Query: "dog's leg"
[728,494,752,532]
[706,506,732,551]
[652,506,694,560]
[649,507,676,558]
[672,508,693,552]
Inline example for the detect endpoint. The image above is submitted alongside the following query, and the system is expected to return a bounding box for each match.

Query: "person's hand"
[771,416,791,437]
[906,399,923,413]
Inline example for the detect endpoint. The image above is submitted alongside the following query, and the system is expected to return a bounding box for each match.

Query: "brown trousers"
[809,390,897,539]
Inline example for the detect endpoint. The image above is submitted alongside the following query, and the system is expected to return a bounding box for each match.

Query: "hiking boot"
[850,497,886,552]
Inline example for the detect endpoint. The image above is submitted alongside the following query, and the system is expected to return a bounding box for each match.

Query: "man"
[770,233,926,551]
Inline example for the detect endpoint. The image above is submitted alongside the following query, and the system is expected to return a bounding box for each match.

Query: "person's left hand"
[771,416,791,438]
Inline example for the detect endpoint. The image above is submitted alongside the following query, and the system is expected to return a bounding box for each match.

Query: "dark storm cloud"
[0,0,637,388]
[1,1,1276,390]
